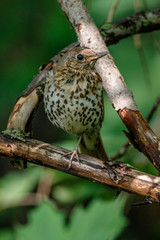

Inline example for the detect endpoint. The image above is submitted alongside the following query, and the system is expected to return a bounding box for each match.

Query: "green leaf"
[69,196,128,240]
[15,201,68,240]
[101,23,112,30]
[0,167,43,209]
[15,197,127,240]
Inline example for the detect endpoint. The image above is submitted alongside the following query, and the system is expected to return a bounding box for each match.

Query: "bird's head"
[58,47,107,70]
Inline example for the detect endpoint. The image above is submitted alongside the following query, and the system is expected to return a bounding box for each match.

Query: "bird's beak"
[86,52,107,62]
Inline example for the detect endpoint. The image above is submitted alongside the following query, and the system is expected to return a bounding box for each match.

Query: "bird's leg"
[62,136,82,170]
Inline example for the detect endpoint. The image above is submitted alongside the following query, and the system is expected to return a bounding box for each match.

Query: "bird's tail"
[79,128,109,162]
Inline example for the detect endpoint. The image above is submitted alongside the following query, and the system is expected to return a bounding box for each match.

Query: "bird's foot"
[62,147,80,170]
[62,136,82,170]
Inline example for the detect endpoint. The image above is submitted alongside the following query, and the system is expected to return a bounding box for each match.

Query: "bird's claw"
[62,148,80,170]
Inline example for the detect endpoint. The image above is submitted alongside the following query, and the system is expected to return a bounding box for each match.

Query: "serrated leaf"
[15,201,68,240]
[15,197,127,240]
[69,196,127,240]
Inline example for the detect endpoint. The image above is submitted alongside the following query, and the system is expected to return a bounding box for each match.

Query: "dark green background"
[0,0,160,239]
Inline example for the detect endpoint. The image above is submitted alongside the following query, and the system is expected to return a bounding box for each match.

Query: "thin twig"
[106,0,121,23]
[152,33,160,54]
[111,142,130,161]
[134,0,141,13]
[37,169,53,197]
[133,0,151,89]
[135,41,151,89]
[143,0,148,10]
[146,95,160,122]
[112,95,160,160]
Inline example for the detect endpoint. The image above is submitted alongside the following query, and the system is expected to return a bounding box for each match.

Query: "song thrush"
[44,47,109,169]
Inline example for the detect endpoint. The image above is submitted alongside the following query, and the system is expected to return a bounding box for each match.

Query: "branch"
[57,0,160,171]
[101,7,160,45]
[5,6,160,173]
[6,8,160,134]
[146,95,160,122]
[112,95,160,160]
[8,8,160,98]
[0,133,160,201]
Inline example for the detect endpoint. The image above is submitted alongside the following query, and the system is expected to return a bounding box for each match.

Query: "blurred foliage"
[14,198,127,240]
[0,167,43,210]
[0,0,160,239]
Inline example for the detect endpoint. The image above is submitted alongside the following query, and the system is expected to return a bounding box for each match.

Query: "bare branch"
[8,9,160,98]
[112,95,160,160]
[6,8,160,136]
[5,5,160,174]
[111,141,130,161]
[101,8,160,45]
[57,0,160,171]
[146,95,160,122]
[0,133,160,201]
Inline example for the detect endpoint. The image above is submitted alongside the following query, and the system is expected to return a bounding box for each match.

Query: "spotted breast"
[44,47,109,168]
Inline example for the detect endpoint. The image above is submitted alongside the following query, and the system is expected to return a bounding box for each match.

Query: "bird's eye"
[77,54,84,60]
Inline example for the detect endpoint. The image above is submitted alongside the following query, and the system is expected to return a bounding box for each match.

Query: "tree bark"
[57,0,160,171]
[101,8,160,45]
[1,133,160,201]
[2,2,160,200]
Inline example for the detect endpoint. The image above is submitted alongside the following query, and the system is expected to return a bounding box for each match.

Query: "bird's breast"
[44,71,103,135]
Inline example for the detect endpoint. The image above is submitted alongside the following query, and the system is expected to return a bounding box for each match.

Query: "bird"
[43,47,109,169]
